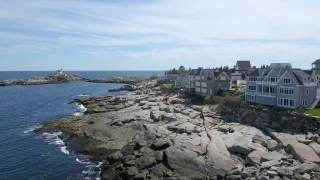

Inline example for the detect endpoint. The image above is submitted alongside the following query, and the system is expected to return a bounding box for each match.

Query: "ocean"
[0,71,162,180]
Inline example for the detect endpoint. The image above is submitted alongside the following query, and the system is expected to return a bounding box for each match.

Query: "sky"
[0,0,320,71]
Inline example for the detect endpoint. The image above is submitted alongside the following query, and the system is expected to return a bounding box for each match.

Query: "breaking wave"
[23,124,43,134]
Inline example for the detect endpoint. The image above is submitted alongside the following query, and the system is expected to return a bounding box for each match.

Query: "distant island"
[0,69,83,86]
[0,69,145,87]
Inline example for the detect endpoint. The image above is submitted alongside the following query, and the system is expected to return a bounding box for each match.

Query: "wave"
[77,94,89,97]
[42,132,69,155]
[73,103,87,117]
[23,124,43,134]
[60,146,70,155]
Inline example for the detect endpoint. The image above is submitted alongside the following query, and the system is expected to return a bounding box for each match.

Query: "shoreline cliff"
[35,80,320,179]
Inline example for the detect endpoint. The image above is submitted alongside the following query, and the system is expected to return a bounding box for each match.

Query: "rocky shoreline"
[86,77,143,85]
[36,80,320,180]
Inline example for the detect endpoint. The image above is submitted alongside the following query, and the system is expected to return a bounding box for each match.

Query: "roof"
[236,60,251,69]
[247,68,269,76]
[247,65,312,85]
[270,63,292,69]
[289,69,310,85]
[312,59,320,65]
[189,68,202,75]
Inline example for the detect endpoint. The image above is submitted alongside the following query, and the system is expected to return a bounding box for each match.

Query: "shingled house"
[231,60,251,92]
[245,63,317,109]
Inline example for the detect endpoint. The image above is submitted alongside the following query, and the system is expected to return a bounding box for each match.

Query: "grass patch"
[162,83,175,89]
[305,108,320,117]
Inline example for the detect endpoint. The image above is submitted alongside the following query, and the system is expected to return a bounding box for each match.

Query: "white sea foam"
[23,124,43,134]
[42,132,70,155]
[77,103,87,112]
[60,146,70,155]
[73,103,87,117]
[78,94,89,97]
[96,161,103,168]
[73,112,84,117]
[76,158,91,165]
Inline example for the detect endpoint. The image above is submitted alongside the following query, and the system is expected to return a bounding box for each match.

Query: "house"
[312,59,320,86]
[188,68,203,94]
[175,66,191,89]
[245,63,317,109]
[235,60,251,73]
[193,68,231,96]
[164,68,178,82]
[231,60,251,92]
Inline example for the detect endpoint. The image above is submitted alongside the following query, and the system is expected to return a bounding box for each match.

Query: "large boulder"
[261,151,285,162]
[206,134,237,177]
[309,142,320,155]
[287,141,320,163]
[246,150,267,166]
[165,146,206,179]
[228,136,255,155]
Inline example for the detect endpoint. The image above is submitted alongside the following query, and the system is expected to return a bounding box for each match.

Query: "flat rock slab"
[261,151,284,162]
[309,142,320,155]
[288,142,320,163]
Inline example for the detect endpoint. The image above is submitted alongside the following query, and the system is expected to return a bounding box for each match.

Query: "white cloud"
[0,0,320,70]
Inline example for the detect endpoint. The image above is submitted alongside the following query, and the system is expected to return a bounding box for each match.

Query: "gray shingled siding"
[246,68,317,109]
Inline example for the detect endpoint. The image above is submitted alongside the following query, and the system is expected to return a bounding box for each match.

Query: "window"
[249,86,256,91]
[195,82,200,86]
[306,89,309,95]
[249,77,257,81]
[201,82,207,87]
[290,100,295,107]
[279,87,294,95]
[196,88,201,92]
[278,98,296,107]
[284,78,291,84]
[270,77,277,82]
[263,86,270,93]
[258,85,263,92]
[246,95,255,102]
[201,88,207,93]
[270,87,276,94]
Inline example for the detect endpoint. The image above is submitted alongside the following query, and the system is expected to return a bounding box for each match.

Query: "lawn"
[305,108,320,117]
[162,83,175,89]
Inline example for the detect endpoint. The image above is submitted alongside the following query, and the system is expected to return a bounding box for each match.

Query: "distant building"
[312,59,320,87]
[235,60,251,72]
[193,68,231,96]
[57,68,64,75]
[165,68,178,82]
[231,60,251,92]
[245,63,317,109]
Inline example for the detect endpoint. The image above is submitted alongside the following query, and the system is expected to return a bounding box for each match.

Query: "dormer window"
[270,77,277,82]
[284,78,291,84]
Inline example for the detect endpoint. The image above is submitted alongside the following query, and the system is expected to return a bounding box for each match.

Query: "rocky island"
[36,80,320,179]
[0,70,84,86]
[0,70,144,87]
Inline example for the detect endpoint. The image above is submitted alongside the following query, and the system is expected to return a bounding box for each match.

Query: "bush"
[216,89,224,97]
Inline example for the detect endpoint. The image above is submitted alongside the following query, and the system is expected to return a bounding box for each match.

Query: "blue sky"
[0,0,320,70]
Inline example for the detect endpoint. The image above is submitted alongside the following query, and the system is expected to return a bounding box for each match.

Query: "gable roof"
[236,61,251,69]
[270,63,292,69]
[312,59,320,65]
[189,68,202,75]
